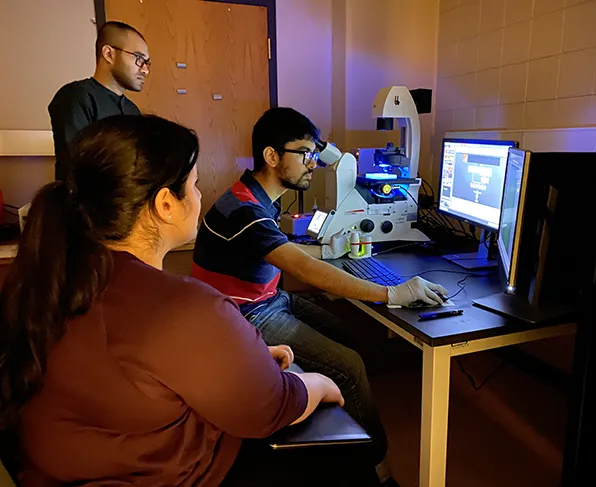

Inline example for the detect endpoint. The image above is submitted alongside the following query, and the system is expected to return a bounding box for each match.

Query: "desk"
[333,250,575,487]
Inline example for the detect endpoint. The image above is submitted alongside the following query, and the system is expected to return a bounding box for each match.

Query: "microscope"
[312,86,429,245]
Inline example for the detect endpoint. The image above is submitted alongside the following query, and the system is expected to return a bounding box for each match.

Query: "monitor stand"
[473,292,575,325]
[442,229,497,270]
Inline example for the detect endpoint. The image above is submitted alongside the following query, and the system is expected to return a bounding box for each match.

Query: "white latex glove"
[387,276,449,306]
[321,230,350,260]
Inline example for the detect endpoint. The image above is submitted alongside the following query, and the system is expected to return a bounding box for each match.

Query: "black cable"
[283,191,298,214]
[420,177,435,203]
[403,268,488,279]
[418,179,470,238]
[484,237,492,251]
[447,275,469,300]
[420,203,441,223]
[403,268,495,300]
[402,187,420,210]
[3,204,19,210]
[436,211,460,234]
[457,219,476,239]
[457,356,507,391]
[403,187,444,230]
[421,201,463,236]
[421,210,475,239]
[406,190,455,234]
[420,210,443,227]
[372,242,418,256]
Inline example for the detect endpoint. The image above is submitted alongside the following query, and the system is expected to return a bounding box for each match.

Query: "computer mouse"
[405,293,448,308]
[405,300,439,309]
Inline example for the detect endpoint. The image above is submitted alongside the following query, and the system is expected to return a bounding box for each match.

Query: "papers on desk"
[0,244,18,259]
[388,299,455,309]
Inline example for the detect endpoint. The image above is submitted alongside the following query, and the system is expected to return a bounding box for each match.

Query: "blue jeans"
[243,291,388,465]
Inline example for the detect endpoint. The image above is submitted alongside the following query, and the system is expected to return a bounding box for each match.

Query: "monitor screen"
[438,138,517,230]
[497,148,527,287]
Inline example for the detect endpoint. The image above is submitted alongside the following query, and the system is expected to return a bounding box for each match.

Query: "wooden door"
[104,0,270,216]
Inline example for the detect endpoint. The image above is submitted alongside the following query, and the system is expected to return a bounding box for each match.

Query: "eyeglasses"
[111,46,151,69]
[281,148,320,167]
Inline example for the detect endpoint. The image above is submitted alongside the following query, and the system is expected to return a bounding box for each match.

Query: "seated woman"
[0,115,375,486]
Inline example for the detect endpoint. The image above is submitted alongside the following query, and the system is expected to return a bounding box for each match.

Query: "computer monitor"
[496,148,527,291]
[438,138,518,269]
[474,148,596,324]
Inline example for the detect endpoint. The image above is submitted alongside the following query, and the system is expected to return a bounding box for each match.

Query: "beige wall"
[0,0,96,208]
[276,0,333,138]
[344,0,439,184]
[0,0,96,131]
[435,0,596,180]
[276,0,333,213]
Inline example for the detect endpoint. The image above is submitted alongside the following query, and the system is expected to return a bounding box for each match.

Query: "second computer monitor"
[438,138,518,231]
[497,148,527,287]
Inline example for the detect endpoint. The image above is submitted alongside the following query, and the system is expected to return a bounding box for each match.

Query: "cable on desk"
[283,191,298,214]
[372,242,418,256]
[402,269,494,280]
[447,275,469,300]
[457,356,507,391]
[399,269,494,300]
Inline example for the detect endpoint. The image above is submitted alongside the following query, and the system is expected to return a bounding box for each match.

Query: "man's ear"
[101,45,116,65]
[262,146,280,169]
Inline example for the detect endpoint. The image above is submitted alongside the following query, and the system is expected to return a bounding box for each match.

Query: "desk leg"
[420,345,451,487]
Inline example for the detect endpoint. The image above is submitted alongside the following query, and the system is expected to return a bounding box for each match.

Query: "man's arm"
[265,243,388,302]
[296,244,322,259]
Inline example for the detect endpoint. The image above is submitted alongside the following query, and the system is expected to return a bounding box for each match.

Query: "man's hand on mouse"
[387,276,449,306]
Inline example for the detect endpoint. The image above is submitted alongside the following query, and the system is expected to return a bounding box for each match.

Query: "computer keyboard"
[342,258,402,286]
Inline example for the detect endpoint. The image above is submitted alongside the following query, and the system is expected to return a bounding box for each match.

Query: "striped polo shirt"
[192,170,289,313]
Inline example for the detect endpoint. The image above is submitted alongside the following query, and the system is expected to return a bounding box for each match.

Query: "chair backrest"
[0,460,16,487]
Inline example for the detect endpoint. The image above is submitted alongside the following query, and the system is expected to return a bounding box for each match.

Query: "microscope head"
[315,139,343,168]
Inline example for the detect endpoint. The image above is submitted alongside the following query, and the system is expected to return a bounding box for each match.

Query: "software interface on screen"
[498,150,525,280]
[439,140,515,230]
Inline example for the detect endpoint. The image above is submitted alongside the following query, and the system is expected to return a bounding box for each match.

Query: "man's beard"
[113,69,142,92]
[281,171,313,191]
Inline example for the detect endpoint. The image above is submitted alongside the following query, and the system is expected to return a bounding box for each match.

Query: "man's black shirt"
[48,78,141,180]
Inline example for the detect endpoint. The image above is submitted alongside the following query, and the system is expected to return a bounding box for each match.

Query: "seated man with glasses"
[192,107,446,484]
[48,21,150,180]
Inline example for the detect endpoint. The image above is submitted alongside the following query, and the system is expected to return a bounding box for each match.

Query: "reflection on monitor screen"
[438,139,516,230]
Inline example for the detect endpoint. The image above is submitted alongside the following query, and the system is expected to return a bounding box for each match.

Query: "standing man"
[49,21,150,180]
[192,107,447,483]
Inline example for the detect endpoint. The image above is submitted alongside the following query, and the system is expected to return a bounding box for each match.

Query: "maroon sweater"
[18,252,307,486]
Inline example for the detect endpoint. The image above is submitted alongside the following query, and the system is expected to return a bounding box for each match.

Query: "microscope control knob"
[381,221,393,234]
[360,219,375,233]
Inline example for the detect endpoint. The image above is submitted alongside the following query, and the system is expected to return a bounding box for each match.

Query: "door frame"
[94,0,278,107]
